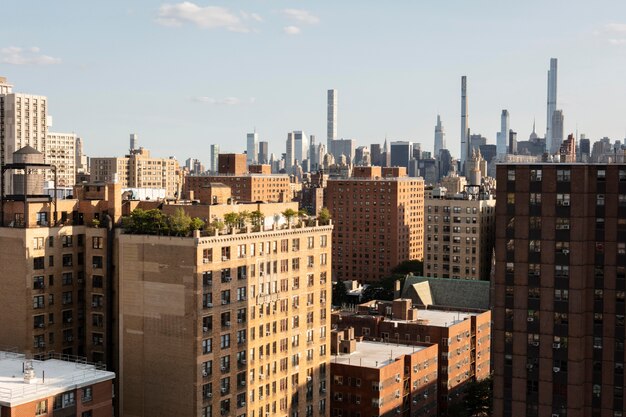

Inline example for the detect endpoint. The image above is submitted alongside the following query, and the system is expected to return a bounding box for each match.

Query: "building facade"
[424,193,496,280]
[118,222,333,417]
[326,166,424,283]
[45,132,77,187]
[184,174,292,203]
[493,164,626,417]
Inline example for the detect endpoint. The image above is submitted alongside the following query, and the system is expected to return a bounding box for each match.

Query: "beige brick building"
[90,147,180,198]
[117,222,333,417]
[184,174,292,204]
[326,166,424,283]
[45,131,77,187]
[424,193,495,280]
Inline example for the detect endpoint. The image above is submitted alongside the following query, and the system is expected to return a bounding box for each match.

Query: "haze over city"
[3,1,626,161]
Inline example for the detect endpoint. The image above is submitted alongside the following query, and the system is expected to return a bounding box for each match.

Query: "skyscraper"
[434,114,445,157]
[246,132,258,165]
[390,141,413,170]
[257,141,268,165]
[460,76,469,169]
[293,130,309,166]
[497,110,510,156]
[209,144,219,174]
[327,89,337,150]
[285,132,295,171]
[546,58,558,152]
[551,109,564,154]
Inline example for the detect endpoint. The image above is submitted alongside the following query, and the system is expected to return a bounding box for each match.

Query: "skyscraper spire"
[434,114,445,157]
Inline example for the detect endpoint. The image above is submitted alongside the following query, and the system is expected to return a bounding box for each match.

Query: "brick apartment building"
[333,292,491,416]
[493,164,626,417]
[117,221,333,417]
[330,328,439,417]
[326,166,424,283]
[0,351,115,417]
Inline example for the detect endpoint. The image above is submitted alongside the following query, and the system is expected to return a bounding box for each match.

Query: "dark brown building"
[218,153,247,175]
[493,164,626,417]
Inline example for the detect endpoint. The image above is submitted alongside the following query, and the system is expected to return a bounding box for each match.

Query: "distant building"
[390,141,413,170]
[258,141,268,165]
[497,110,510,156]
[246,132,258,165]
[209,144,220,174]
[46,132,77,187]
[551,109,564,154]
[434,115,445,157]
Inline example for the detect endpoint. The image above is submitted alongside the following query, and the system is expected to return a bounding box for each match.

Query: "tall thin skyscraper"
[285,132,295,171]
[460,76,469,169]
[209,144,219,174]
[246,132,259,165]
[546,58,558,152]
[497,110,510,156]
[434,115,445,157]
[327,89,337,150]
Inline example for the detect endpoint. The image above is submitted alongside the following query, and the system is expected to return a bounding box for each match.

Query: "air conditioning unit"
[206,393,212,398]
[531,342,539,347]
[526,364,534,370]
[222,300,228,305]
[67,336,73,342]
[527,317,534,322]
[306,376,312,381]
[206,303,213,308]
[241,381,246,386]
[395,393,400,398]
[203,326,209,332]
[225,321,231,327]
[202,370,208,377]
[320,388,326,393]
[355,399,360,404]
[203,259,210,264]
[562,249,569,254]
[238,319,243,323]
[92,302,98,307]
[553,343,561,349]
[221,367,227,372]
[39,341,45,347]
[553,367,560,373]
[552,414,559,417]
[562,201,570,206]
[221,387,227,393]
[241,359,247,364]
[412,400,417,405]
[222,256,228,261]
[395,376,401,382]
[266,331,270,336]
[67,318,72,322]
[38,323,44,328]
[259,271,265,276]
[563,225,570,229]
[259,374,264,380]
[240,402,246,406]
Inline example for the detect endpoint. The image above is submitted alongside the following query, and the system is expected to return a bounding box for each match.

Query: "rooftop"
[0,352,115,407]
[332,341,425,369]
[389,309,476,327]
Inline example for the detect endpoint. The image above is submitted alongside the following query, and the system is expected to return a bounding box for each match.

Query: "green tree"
[318,207,331,225]
[239,210,251,228]
[122,208,169,235]
[282,209,297,227]
[297,209,308,227]
[332,281,349,306]
[190,217,205,232]
[169,208,192,236]
[250,210,264,231]
[223,212,240,231]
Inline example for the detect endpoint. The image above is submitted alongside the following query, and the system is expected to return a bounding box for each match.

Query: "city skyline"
[3,2,626,163]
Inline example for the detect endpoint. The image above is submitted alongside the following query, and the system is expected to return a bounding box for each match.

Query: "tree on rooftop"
[318,207,331,225]
[282,208,297,227]
[223,212,240,231]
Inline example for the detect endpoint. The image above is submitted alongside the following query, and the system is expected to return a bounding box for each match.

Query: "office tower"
[551,110,564,154]
[75,136,89,175]
[44,132,77,187]
[210,144,220,174]
[246,132,258,166]
[334,292,491,416]
[579,135,590,162]
[354,146,370,166]
[438,149,453,180]
[497,110,510,156]
[559,133,576,162]
[390,141,413,170]
[370,144,382,166]
[130,133,138,153]
[286,132,295,172]
[293,131,309,166]
[0,77,49,194]
[327,89,337,150]
[424,190,496,280]
[258,141,269,165]
[326,166,424,282]
[330,139,355,165]
[118,212,332,417]
[330,328,439,417]
[546,58,558,153]
[460,76,469,169]
[508,130,517,155]
[493,164,626,417]
[308,135,317,171]
[90,146,180,198]
[0,351,115,416]
[434,115,445,157]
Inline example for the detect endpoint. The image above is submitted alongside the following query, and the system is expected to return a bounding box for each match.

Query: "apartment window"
[62,235,73,247]
[507,169,515,181]
[92,237,103,249]
[292,238,300,251]
[62,254,73,267]
[320,235,328,247]
[35,400,47,416]
[203,338,212,354]
[92,256,103,269]
[556,169,571,182]
[33,275,45,290]
[33,295,45,309]
[34,257,45,270]
[221,334,231,349]
[507,193,515,205]
[62,292,73,305]
[93,275,103,288]
[530,169,542,181]
[556,193,570,206]
[307,236,314,249]
[530,193,541,205]
[33,237,44,250]
[81,386,92,403]
[598,169,606,180]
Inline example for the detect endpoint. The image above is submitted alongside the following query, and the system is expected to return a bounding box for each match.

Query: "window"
[93,275,103,288]
[507,169,515,181]
[33,275,45,290]
[33,237,44,250]
[82,386,93,402]
[62,235,73,247]
[34,257,45,270]
[221,334,231,349]
[203,338,213,354]
[556,169,571,182]
[92,237,103,249]
[33,295,45,309]
[35,400,47,416]
[530,169,542,181]
[62,254,73,267]
[92,256,103,269]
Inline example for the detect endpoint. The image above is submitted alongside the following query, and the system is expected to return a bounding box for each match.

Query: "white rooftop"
[0,352,115,407]
[386,309,476,327]
[332,341,426,369]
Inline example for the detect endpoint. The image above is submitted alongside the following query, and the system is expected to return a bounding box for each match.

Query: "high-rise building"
[118,216,333,417]
[330,139,355,165]
[46,132,77,187]
[493,163,626,417]
[370,143,382,166]
[75,136,89,176]
[424,191,496,280]
[390,141,413,170]
[551,109,564,154]
[286,132,295,172]
[434,115,445,157]
[460,76,469,169]
[210,144,220,174]
[129,133,138,153]
[293,131,309,167]
[546,58,558,153]
[497,110,510,156]
[326,166,424,282]
[579,135,591,162]
[258,141,269,165]
[0,77,49,193]
[246,132,258,166]
[327,89,337,150]
[509,130,517,155]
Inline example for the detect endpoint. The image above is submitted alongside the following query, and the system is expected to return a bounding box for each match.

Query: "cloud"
[0,46,61,65]
[192,96,256,105]
[600,23,626,45]
[282,9,319,25]
[283,26,301,35]
[157,2,255,32]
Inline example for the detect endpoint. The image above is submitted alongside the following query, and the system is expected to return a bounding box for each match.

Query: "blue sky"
[2,1,626,164]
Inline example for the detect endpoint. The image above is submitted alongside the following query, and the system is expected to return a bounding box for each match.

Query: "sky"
[2,1,626,164]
